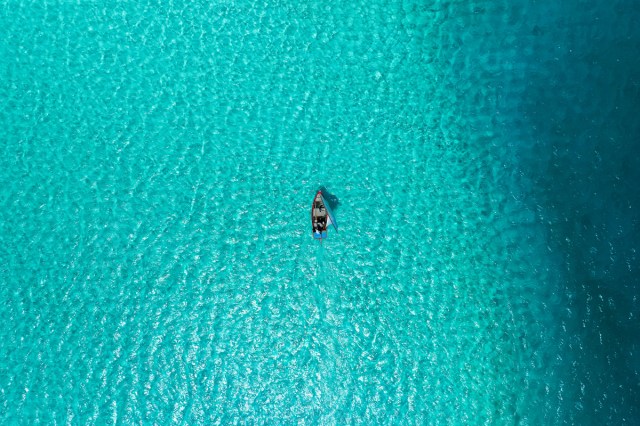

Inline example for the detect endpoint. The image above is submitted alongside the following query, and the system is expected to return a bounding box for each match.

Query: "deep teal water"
[1,0,639,423]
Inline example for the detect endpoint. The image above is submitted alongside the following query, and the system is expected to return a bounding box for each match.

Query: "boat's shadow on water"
[318,186,340,211]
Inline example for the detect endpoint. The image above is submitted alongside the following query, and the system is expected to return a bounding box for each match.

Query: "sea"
[1,0,639,424]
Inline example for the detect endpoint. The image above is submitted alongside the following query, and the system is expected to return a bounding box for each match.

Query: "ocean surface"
[1,0,639,423]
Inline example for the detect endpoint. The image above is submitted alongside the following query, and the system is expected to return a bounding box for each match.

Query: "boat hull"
[311,190,335,240]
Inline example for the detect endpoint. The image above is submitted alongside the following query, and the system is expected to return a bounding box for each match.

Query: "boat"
[311,190,338,240]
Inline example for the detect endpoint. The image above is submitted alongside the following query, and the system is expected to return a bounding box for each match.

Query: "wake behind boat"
[311,190,338,240]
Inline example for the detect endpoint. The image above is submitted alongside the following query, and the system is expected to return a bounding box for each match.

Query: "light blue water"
[1,0,639,424]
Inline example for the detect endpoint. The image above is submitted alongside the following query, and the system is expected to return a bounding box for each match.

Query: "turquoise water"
[1,0,639,423]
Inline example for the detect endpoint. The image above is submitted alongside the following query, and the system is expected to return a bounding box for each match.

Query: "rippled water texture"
[1,0,639,423]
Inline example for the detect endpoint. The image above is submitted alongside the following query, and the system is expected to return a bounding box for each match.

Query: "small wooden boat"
[311,190,338,240]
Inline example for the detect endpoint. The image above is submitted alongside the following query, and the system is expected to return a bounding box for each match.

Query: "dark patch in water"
[318,186,340,211]
[517,9,640,422]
